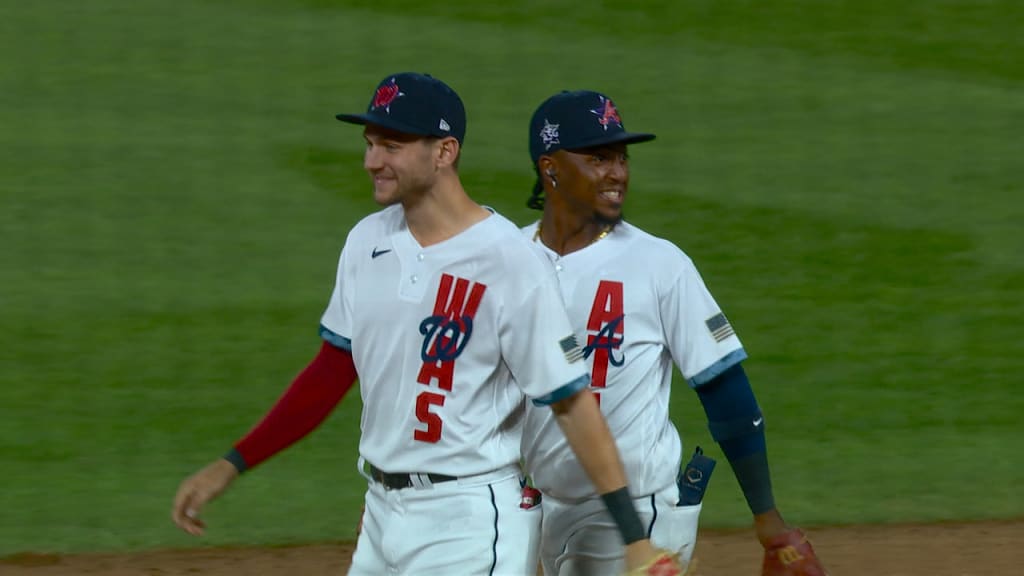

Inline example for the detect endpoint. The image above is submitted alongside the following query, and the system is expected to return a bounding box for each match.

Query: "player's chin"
[595,204,624,225]
[372,184,400,206]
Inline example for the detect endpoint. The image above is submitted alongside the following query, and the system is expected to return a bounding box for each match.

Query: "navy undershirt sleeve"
[695,362,776,514]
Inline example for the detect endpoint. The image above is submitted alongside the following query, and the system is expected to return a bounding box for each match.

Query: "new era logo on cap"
[529,90,655,164]
[337,72,466,144]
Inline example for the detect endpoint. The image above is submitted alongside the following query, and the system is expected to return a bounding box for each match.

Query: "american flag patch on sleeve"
[705,312,735,342]
[559,334,584,363]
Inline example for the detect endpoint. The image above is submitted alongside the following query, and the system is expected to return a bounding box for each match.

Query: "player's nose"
[364,146,384,172]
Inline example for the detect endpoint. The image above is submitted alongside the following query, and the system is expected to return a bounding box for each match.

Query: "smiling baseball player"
[171,75,684,576]
[520,90,828,576]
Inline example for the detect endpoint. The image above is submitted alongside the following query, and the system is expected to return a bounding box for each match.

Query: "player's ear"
[435,136,460,168]
[538,157,557,179]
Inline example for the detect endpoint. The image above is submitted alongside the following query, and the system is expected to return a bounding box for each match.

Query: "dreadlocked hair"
[527,190,544,210]
[527,177,544,210]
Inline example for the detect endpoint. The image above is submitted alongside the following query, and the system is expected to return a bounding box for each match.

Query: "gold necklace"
[534,221,613,245]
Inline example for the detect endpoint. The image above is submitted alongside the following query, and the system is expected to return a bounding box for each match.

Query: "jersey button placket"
[396,238,429,301]
[411,253,425,283]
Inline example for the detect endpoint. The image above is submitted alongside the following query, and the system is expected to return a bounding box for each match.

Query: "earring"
[547,171,558,189]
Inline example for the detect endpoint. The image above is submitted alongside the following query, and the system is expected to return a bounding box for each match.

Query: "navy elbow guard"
[697,363,766,459]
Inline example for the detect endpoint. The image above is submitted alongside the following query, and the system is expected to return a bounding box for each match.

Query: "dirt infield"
[3,520,1020,575]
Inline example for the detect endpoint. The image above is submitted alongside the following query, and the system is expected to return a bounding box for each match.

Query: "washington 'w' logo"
[418,274,487,364]
[371,78,404,113]
[419,315,472,363]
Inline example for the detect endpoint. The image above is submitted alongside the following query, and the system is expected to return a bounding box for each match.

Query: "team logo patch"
[420,315,473,362]
[582,314,624,366]
[418,274,487,365]
[705,312,735,342]
[372,78,404,113]
[590,96,622,131]
[559,334,584,363]
[539,119,560,150]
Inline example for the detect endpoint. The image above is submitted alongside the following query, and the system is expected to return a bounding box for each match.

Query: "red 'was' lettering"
[413,391,445,443]
[413,273,487,442]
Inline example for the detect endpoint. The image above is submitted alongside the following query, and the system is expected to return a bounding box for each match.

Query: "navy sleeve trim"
[319,324,352,352]
[223,447,249,474]
[531,374,591,407]
[688,348,748,388]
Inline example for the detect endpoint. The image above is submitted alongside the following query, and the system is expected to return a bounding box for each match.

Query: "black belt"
[369,464,457,490]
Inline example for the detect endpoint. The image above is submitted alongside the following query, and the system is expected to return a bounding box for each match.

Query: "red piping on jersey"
[234,341,357,469]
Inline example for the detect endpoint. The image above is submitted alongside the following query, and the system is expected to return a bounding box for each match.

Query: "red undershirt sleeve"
[225,341,357,472]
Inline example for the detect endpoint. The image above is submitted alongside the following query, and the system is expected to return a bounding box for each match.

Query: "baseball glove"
[623,550,692,576]
[761,528,828,576]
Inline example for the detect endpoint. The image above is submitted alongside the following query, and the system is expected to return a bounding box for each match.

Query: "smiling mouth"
[600,190,623,202]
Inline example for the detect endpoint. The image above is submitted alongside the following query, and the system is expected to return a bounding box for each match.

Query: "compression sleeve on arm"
[226,341,357,472]
[695,362,776,514]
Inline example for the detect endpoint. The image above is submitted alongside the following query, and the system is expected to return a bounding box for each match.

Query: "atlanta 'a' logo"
[590,96,622,131]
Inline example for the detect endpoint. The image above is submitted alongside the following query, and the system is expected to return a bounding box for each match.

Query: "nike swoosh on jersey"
[371,247,392,259]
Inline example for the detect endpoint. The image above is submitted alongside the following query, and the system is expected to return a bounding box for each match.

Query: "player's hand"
[171,458,239,536]
[761,528,828,576]
[623,540,687,575]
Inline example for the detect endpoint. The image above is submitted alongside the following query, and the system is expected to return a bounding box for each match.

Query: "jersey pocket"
[650,502,702,565]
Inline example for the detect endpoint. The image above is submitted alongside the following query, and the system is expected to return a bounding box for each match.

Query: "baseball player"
[170,74,684,576]
[519,90,828,576]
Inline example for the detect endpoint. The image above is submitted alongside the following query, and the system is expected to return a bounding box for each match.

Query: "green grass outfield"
[2,0,1022,555]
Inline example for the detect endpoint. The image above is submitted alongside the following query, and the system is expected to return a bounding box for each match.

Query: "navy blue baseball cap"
[529,90,655,165]
[337,72,466,144]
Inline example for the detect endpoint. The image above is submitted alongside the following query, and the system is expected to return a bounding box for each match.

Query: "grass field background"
[1,0,1022,555]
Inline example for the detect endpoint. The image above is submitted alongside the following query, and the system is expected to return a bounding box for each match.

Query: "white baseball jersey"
[521,220,747,501]
[320,205,589,477]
